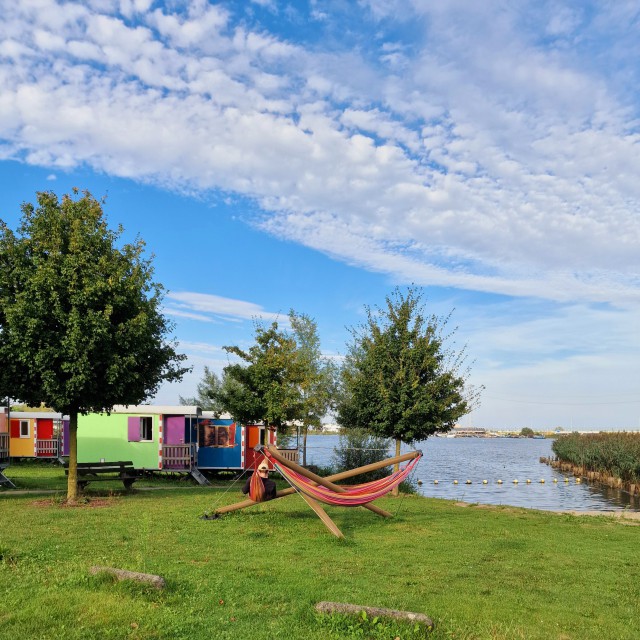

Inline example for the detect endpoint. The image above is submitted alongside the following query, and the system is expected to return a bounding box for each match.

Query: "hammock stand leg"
[213,490,295,515]
[297,491,345,539]
[208,484,343,538]
[212,449,421,517]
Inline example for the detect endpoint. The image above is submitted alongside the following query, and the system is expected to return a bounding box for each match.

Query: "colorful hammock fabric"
[264,452,422,507]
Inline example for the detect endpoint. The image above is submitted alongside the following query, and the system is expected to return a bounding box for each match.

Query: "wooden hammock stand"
[210,444,422,539]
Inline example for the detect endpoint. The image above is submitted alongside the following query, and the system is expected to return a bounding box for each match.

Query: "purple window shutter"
[128,417,141,442]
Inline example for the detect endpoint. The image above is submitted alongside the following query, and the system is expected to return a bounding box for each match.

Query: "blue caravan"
[194,413,277,471]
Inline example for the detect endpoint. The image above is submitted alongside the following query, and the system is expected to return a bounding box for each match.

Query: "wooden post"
[297,492,344,539]
[315,601,433,628]
[67,412,79,503]
[213,490,295,515]
[391,438,401,497]
[90,566,166,589]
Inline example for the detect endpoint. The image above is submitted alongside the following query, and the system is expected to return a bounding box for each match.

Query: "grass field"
[1,463,639,640]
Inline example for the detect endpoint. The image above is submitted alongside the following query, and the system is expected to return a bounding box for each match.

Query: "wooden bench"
[64,461,138,490]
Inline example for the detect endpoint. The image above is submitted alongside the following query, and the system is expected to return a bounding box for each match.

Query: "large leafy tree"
[337,287,481,490]
[0,189,189,501]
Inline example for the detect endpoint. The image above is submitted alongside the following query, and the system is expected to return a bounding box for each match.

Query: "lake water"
[302,434,640,513]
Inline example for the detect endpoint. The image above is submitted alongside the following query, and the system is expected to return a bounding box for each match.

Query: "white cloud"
[163,308,214,323]
[0,0,639,307]
[166,291,284,323]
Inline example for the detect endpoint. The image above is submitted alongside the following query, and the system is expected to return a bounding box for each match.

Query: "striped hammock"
[266,453,422,507]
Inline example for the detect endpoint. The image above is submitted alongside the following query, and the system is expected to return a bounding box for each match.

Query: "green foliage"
[337,287,481,444]
[289,310,338,464]
[221,320,304,431]
[520,427,535,438]
[214,311,336,442]
[290,310,338,431]
[179,366,237,415]
[0,189,189,415]
[552,432,640,483]
[331,428,392,483]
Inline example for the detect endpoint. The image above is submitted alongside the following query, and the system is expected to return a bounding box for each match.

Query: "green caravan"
[77,405,200,472]
[76,406,289,474]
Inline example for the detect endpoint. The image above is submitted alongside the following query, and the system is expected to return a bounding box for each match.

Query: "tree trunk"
[391,438,401,496]
[67,412,79,503]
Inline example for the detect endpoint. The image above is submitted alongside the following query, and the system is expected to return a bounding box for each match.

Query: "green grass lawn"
[1,464,638,640]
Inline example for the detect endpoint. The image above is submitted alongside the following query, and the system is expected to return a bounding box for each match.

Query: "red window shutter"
[10,420,20,438]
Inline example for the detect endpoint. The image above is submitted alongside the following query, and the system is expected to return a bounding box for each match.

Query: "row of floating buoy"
[417,477,582,486]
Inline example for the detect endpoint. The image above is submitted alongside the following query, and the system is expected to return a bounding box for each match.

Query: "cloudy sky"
[1,0,639,430]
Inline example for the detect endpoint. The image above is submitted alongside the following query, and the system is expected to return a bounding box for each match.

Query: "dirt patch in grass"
[31,498,117,508]
[556,509,640,523]
[453,500,640,522]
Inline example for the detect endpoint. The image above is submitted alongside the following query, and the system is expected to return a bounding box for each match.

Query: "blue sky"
[1,0,639,430]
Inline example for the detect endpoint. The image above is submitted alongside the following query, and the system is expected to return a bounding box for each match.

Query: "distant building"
[453,425,488,437]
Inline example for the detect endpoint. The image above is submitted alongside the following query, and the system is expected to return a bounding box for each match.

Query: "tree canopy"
[337,287,480,445]
[193,311,336,451]
[0,189,189,499]
[221,319,304,431]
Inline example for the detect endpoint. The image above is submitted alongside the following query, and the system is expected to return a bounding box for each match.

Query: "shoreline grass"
[553,432,640,484]
[1,466,639,639]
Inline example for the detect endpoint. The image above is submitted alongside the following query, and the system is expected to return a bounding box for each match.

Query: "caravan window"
[140,417,153,441]
[128,416,153,442]
[198,421,235,448]
[20,420,30,438]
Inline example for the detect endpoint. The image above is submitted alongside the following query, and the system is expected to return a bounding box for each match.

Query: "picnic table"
[64,461,139,490]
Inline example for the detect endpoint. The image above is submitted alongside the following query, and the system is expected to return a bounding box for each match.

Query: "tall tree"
[221,320,304,433]
[337,287,481,492]
[0,189,189,502]
[289,310,337,465]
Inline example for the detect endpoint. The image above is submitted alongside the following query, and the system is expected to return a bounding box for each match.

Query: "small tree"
[220,320,304,433]
[289,310,338,465]
[331,428,391,483]
[186,311,335,456]
[337,287,481,492]
[0,190,189,502]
